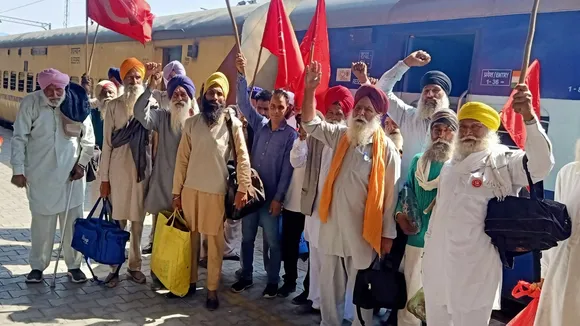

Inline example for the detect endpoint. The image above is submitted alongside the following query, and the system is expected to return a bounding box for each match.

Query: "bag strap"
[85,256,122,285]
[225,112,238,166]
[356,305,366,326]
[522,155,540,200]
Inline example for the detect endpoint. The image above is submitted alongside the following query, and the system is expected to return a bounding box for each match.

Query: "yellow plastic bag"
[151,210,191,297]
[406,287,426,322]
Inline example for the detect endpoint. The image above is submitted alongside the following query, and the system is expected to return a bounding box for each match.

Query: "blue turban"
[248,86,263,99]
[108,67,121,83]
[167,75,196,100]
[420,71,452,95]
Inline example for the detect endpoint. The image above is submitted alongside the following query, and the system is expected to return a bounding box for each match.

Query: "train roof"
[1,0,579,48]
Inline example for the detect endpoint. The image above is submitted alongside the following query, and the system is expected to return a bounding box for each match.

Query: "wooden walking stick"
[519,0,541,83]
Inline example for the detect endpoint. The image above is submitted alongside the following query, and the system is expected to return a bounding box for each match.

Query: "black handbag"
[485,156,571,268]
[353,254,407,325]
[224,113,266,220]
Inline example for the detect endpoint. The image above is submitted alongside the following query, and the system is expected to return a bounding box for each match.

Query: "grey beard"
[417,95,450,120]
[423,141,453,162]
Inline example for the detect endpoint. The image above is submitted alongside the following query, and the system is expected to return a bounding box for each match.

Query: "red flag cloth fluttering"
[88,0,154,44]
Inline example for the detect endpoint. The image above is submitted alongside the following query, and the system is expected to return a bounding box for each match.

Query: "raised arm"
[236,53,267,132]
[11,96,35,177]
[274,131,298,203]
[134,87,161,131]
[172,119,193,196]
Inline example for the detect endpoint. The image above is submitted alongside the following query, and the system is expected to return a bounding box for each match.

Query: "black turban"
[420,71,452,95]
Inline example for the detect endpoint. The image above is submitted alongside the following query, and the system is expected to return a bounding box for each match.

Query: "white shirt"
[285,139,306,212]
[11,91,95,215]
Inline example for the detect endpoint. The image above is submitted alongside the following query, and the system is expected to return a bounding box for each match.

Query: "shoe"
[166,283,196,298]
[294,303,320,315]
[199,258,208,269]
[291,291,309,305]
[25,270,43,283]
[223,254,240,261]
[262,283,278,298]
[277,282,296,298]
[127,270,146,284]
[142,243,153,254]
[206,292,220,311]
[231,279,253,293]
[67,269,88,283]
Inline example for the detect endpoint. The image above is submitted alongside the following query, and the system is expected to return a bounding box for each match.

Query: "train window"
[18,72,25,92]
[26,73,34,93]
[35,74,40,91]
[7,49,10,56]
[10,72,16,90]
[2,71,8,89]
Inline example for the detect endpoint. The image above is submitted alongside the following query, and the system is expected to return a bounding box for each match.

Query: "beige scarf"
[415,155,440,191]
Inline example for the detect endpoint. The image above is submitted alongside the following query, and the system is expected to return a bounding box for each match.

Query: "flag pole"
[249,47,263,91]
[85,0,89,74]
[518,0,541,84]
[225,0,245,76]
[87,25,100,75]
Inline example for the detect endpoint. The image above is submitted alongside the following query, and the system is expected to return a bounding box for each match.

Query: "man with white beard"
[11,68,95,283]
[301,62,400,326]
[100,58,151,287]
[134,70,195,290]
[394,108,458,326]
[353,51,451,180]
[422,87,554,326]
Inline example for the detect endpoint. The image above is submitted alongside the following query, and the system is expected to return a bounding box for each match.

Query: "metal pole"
[50,180,75,288]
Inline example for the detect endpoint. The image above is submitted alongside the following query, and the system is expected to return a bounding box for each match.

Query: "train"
[1,0,579,309]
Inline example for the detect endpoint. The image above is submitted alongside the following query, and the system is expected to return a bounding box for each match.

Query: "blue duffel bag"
[71,198,130,280]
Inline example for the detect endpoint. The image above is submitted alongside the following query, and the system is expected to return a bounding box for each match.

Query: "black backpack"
[485,156,571,268]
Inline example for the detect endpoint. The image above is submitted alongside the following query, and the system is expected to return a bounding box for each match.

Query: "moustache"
[173,101,186,108]
[460,136,478,142]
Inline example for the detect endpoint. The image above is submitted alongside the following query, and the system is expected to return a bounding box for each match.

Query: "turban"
[167,75,196,100]
[120,58,145,80]
[204,72,229,98]
[458,102,501,131]
[430,108,459,131]
[163,61,186,86]
[37,68,70,90]
[354,84,389,114]
[284,91,295,106]
[420,71,452,95]
[108,67,121,83]
[95,80,117,98]
[324,86,354,116]
[248,86,263,99]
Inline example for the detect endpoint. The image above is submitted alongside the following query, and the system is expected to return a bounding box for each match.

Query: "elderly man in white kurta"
[353,51,451,180]
[301,62,400,326]
[11,68,95,284]
[534,140,580,326]
[422,86,554,326]
[100,58,150,287]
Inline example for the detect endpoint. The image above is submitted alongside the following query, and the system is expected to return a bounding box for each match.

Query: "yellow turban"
[458,102,501,131]
[204,72,229,98]
[120,58,145,81]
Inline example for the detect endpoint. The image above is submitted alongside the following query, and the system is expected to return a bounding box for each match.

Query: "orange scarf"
[319,128,386,254]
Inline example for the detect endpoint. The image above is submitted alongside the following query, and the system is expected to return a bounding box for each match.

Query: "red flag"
[261,0,304,90]
[500,60,541,149]
[291,0,330,110]
[88,0,154,44]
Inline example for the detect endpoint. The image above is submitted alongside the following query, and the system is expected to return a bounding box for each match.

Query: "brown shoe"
[127,270,146,284]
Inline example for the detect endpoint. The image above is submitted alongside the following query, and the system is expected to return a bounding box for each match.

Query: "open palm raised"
[305,61,322,90]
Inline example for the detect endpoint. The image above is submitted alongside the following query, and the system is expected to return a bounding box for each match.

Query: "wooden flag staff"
[518,0,541,84]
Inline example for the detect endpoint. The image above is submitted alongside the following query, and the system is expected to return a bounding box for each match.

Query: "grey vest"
[300,136,325,216]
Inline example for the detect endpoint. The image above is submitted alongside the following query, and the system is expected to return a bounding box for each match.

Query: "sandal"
[104,273,120,288]
[127,270,146,284]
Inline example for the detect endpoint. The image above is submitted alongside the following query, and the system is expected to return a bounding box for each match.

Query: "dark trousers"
[281,209,305,284]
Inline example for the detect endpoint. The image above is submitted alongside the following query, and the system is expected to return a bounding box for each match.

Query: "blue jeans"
[241,203,281,285]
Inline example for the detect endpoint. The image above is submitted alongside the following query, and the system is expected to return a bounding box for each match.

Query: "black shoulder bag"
[224,113,266,220]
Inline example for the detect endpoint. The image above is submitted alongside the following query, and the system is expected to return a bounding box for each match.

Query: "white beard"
[453,131,500,162]
[170,99,191,135]
[122,84,144,116]
[41,92,65,108]
[417,95,450,120]
[423,138,454,162]
[346,113,381,146]
[98,96,114,120]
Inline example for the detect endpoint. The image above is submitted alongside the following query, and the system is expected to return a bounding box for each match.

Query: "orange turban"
[120,58,145,80]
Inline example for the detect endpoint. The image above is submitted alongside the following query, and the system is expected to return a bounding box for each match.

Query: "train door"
[401,34,476,111]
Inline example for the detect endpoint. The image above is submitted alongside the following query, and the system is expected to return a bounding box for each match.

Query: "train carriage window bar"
[9,72,16,91]
[2,72,8,89]
[26,73,34,93]
[18,72,25,92]
[35,74,40,91]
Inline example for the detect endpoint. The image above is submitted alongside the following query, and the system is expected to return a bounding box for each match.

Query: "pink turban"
[324,86,354,116]
[163,61,186,86]
[37,68,70,90]
[354,84,389,114]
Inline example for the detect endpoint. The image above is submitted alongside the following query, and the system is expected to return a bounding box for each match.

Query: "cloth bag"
[151,210,192,297]
[224,113,266,220]
[406,287,426,322]
[507,281,541,326]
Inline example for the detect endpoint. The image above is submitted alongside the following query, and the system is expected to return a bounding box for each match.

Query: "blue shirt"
[237,73,297,203]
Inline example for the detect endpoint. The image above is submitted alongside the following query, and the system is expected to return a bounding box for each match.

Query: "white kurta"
[422,121,553,318]
[534,162,580,326]
[376,61,431,182]
[11,91,95,215]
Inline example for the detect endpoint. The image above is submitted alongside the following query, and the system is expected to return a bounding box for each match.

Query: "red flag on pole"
[291,0,330,110]
[88,0,154,44]
[500,60,541,149]
[261,0,304,90]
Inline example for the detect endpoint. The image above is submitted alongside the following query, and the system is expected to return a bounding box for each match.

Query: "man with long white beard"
[11,68,95,283]
[353,51,450,180]
[173,72,252,310]
[301,62,400,326]
[533,139,580,326]
[134,69,195,288]
[100,58,151,287]
[394,108,458,326]
[422,86,554,326]
[291,86,356,322]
